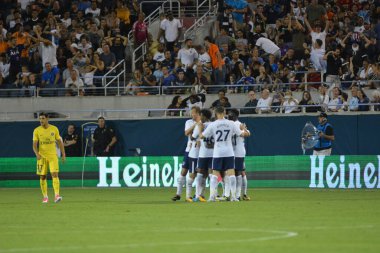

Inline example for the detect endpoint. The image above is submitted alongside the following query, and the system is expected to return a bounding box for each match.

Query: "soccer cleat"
[171,195,181,201]
[231,198,240,202]
[199,196,207,202]
[185,197,193,203]
[42,197,48,204]
[54,195,62,203]
[243,194,251,201]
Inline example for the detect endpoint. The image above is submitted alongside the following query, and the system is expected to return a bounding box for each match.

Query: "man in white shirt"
[158,11,182,52]
[177,38,198,71]
[304,13,328,51]
[255,37,281,60]
[201,106,249,202]
[256,89,272,113]
[172,107,201,201]
[228,109,251,201]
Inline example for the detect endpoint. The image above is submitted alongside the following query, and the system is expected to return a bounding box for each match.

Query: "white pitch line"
[0,228,298,253]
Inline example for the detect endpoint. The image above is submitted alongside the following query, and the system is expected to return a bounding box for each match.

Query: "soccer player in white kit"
[192,109,213,202]
[186,107,202,202]
[172,107,201,201]
[228,109,251,201]
[201,106,250,201]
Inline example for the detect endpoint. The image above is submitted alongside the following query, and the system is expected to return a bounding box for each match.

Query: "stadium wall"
[1,156,379,189]
[0,114,379,157]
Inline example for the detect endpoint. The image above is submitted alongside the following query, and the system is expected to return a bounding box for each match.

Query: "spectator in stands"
[211,89,231,109]
[348,86,359,111]
[63,124,81,157]
[62,59,80,86]
[299,91,318,113]
[167,95,186,116]
[193,65,209,93]
[255,37,281,60]
[282,90,299,113]
[6,36,23,83]
[36,33,58,69]
[305,0,326,24]
[41,62,61,96]
[109,34,128,62]
[162,49,175,69]
[158,11,182,52]
[323,47,342,89]
[133,12,148,46]
[100,44,116,71]
[372,90,380,112]
[318,84,330,112]
[204,36,226,86]
[65,69,84,96]
[177,38,198,77]
[241,91,258,114]
[256,88,272,113]
[142,65,157,94]
[357,89,370,111]
[174,69,191,91]
[154,43,165,62]
[85,1,101,18]
[224,0,248,30]
[125,69,143,95]
[304,13,328,51]
[0,53,9,88]
[256,66,273,91]
[328,87,343,112]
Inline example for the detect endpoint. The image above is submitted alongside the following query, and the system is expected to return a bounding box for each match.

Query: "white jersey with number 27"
[202,118,243,158]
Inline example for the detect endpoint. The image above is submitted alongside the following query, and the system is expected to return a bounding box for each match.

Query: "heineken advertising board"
[0,156,379,189]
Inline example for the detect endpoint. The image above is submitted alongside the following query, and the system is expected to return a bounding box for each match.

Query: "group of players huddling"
[172,106,251,202]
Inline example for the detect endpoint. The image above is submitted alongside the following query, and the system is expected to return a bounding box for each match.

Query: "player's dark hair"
[201,109,212,120]
[39,112,49,118]
[215,106,225,115]
[228,108,239,121]
[98,116,105,120]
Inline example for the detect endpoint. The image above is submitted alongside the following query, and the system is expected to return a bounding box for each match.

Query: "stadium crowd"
[0,0,379,113]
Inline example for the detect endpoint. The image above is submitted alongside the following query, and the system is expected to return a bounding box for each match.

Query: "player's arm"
[185,123,197,136]
[240,123,251,137]
[33,140,41,160]
[57,137,66,163]
[107,136,117,150]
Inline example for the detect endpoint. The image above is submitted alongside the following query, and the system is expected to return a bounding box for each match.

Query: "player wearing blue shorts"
[201,106,250,201]
[192,109,213,202]
[228,109,251,201]
[172,107,201,201]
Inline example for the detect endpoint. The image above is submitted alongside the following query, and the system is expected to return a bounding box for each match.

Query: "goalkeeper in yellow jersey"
[32,112,66,203]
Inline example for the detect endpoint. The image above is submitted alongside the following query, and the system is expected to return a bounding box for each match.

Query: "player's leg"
[49,157,62,203]
[241,170,250,200]
[186,158,197,202]
[37,158,48,203]
[235,157,244,200]
[225,157,237,201]
[209,158,221,201]
[172,153,189,201]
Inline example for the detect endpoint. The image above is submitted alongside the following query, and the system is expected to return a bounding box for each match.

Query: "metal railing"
[1,79,379,98]
[102,60,126,96]
[1,103,379,121]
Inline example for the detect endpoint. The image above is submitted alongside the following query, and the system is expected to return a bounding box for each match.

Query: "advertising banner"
[0,156,379,189]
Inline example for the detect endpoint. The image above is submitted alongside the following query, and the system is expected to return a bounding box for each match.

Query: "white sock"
[176,175,185,196]
[236,175,242,199]
[201,177,206,197]
[242,175,248,195]
[224,176,230,198]
[186,177,194,199]
[229,175,236,200]
[195,173,203,198]
[209,175,218,200]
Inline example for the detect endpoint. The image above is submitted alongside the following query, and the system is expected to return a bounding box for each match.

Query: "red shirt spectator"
[133,13,148,45]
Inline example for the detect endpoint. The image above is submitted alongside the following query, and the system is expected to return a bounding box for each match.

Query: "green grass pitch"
[0,188,379,253]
